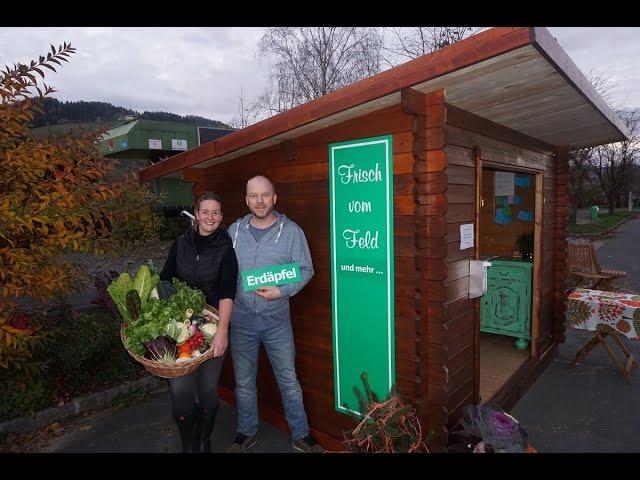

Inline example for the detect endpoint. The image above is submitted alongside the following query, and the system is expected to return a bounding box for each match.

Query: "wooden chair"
[567,242,626,290]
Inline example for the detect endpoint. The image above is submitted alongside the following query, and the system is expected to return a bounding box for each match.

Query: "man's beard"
[251,204,273,219]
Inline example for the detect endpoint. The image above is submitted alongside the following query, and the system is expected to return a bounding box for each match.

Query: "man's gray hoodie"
[229,211,314,330]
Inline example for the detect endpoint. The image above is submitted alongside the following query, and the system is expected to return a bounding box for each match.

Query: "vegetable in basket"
[143,335,178,361]
[120,277,206,356]
[126,289,142,321]
[107,264,160,323]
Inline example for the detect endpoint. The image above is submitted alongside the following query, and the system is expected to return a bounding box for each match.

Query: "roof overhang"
[140,27,630,182]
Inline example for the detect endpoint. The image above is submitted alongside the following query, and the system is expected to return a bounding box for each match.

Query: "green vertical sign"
[329,135,395,417]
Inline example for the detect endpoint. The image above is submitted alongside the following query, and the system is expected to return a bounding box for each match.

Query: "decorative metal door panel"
[486,284,523,333]
[480,259,532,344]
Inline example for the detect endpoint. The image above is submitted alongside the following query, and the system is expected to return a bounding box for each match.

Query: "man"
[227,175,323,453]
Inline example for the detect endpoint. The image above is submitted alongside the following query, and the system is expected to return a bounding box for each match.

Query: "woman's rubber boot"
[197,405,219,453]
[174,410,197,453]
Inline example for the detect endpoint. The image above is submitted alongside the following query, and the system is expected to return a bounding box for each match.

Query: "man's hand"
[254,286,281,300]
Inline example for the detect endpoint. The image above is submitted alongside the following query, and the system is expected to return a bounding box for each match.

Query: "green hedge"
[0,305,145,421]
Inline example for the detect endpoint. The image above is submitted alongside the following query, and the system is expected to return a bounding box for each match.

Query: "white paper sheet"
[460,223,474,250]
[495,171,515,196]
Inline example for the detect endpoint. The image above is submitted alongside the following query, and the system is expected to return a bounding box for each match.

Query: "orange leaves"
[1,43,162,370]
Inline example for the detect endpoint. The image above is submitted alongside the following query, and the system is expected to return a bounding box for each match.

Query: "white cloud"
[1,27,638,126]
[548,27,640,110]
[0,27,269,124]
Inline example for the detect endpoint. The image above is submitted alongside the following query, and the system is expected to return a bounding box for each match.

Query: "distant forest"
[31,98,231,129]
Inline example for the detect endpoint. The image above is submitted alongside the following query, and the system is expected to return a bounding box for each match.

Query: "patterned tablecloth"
[567,288,640,340]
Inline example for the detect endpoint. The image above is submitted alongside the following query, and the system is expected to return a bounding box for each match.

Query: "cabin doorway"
[476,165,543,403]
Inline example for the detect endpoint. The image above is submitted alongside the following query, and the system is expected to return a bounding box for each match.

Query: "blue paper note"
[517,210,534,222]
[515,175,531,188]
[495,208,505,224]
[513,194,522,205]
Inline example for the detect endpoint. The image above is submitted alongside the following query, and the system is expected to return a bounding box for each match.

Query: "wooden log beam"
[553,145,570,344]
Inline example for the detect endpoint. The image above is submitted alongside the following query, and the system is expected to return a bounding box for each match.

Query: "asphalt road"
[512,327,640,452]
[29,386,296,453]
[595,216,640,291]
[512,215,640,452]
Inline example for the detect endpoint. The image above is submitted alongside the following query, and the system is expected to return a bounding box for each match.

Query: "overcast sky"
[1,27,639,126]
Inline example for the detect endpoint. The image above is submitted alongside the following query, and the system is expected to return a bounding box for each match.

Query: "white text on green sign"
[241,263,301,292]
[329,135,395,417]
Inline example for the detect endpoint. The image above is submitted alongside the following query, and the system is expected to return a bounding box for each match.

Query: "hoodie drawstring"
[234,216,285,246]
[233,222,240,249]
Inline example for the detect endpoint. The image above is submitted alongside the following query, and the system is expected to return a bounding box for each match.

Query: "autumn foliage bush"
[0,304,145,420]
[0,43,162,371]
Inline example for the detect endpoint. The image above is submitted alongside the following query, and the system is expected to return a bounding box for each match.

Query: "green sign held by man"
[241,263,301,292]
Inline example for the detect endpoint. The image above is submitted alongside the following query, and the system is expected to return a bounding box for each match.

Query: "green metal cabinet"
[480,259,533,349]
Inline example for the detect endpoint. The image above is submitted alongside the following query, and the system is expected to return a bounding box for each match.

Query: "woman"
[159,191,238,453]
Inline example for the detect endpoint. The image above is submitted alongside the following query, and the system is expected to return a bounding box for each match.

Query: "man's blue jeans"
[229,321,310,440]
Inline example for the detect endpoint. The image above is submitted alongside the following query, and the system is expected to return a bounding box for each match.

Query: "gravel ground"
[18,238,174,311]
[66,238,173,279]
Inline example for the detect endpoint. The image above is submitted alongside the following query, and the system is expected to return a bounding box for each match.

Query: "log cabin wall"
[442,104,560,420]
[552,146,570,344]
[401,88,449,452]
[186,104,421,449]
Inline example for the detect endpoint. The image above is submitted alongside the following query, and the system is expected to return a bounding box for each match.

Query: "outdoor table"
[566,288,640,383]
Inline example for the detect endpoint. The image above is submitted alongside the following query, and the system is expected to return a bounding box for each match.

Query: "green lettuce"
[132,264,159,308]
[123,279,206,356]
[107,272,134,322]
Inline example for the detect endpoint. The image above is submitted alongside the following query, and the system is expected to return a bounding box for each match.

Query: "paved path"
[512,328,640,452]
[14,385,295,453]
[595,216,640,291]
[512,215,640,452]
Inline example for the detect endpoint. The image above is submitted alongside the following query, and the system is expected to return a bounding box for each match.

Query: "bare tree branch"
[254,27,383,117]
[381,27,480,67]
[586,109,640,214]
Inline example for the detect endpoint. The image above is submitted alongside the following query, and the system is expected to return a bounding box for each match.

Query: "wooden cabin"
[139,27,629,451]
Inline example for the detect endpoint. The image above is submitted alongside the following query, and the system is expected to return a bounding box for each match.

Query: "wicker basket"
[121,305,220,379]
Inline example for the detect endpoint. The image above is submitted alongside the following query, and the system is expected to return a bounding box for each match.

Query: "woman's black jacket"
[159,226,238,307]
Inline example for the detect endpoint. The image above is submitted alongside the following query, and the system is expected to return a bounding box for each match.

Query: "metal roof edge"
[531,26,631,144]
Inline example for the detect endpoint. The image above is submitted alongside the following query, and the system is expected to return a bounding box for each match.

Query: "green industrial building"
[99,119,234,215]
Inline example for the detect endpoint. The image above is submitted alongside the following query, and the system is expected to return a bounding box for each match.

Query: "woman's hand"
[210,329,228,357]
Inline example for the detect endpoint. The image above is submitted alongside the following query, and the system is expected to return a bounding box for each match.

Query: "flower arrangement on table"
[450,403,536,453]
[106,263,218,376]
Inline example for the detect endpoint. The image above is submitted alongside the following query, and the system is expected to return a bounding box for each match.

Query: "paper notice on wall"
[515,174,531,188]
[172,139,188,151]
[149,139,162,149]
[460,223,474,250]
[517,210,534,222]
[495,171,515,196]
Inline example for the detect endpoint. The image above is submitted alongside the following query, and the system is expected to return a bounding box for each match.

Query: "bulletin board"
[494,173,535,225]
[479,169,535,258]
